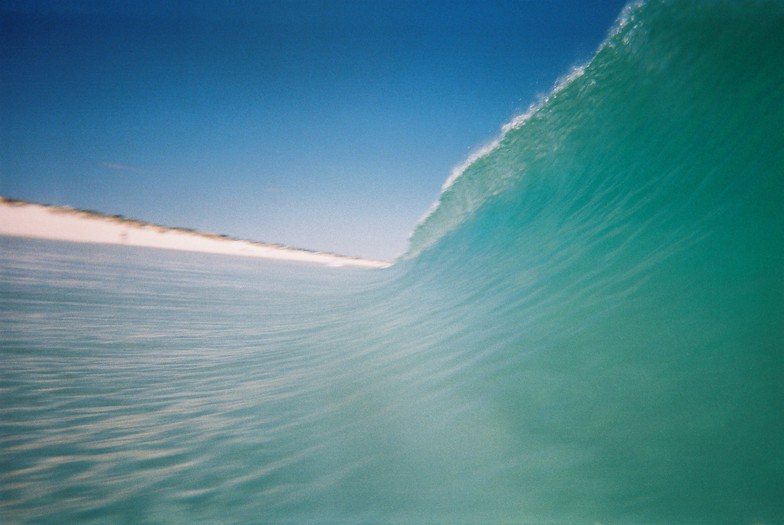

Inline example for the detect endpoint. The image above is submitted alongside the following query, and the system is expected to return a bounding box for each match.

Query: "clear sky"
[1,0,627,261]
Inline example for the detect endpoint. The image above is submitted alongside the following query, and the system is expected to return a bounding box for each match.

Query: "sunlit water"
[2,1,783,523]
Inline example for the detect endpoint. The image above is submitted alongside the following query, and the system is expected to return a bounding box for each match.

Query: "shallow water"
[2,1,783,523]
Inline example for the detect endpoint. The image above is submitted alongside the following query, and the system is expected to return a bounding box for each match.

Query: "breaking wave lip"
[403,0,643,260]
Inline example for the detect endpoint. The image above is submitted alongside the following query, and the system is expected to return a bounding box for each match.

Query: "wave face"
[1,1,783,523]
[408,0,784,261]
[389,0,784,519]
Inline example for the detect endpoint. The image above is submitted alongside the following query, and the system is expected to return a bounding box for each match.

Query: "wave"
[405,0,783,261]
[388,0,784,519]
[2,1,782,523]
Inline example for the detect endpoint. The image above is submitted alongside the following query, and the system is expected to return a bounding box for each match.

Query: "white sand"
[0,198,390,269]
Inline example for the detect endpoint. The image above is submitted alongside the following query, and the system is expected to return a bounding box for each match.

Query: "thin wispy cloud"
[101,162,143,173]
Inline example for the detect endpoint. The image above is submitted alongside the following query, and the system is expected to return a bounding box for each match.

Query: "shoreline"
[0,197,391,269]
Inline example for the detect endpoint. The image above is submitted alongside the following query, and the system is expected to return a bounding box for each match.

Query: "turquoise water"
[2,0,783,523]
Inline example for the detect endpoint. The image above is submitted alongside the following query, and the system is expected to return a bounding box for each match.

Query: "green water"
[2,1,783,523]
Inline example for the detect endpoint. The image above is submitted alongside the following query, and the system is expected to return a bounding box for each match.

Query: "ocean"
[2,0,783,523]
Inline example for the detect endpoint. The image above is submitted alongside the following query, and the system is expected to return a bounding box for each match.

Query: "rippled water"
[0,238,390,523]
[3,1,783,522]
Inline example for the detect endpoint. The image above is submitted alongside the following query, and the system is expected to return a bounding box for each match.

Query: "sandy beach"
[0,197,390,268]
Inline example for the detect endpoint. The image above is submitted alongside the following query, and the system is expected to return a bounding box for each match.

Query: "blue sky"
[1,0,627,261]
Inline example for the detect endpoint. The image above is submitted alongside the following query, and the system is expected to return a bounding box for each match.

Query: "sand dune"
[0,197,390,268]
